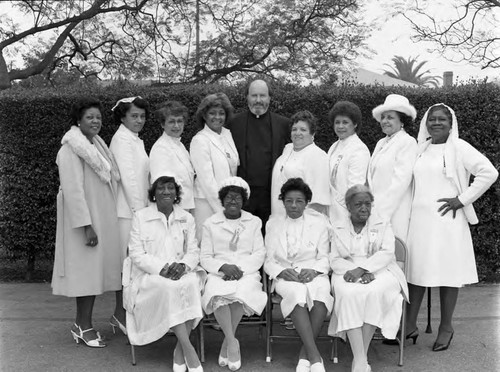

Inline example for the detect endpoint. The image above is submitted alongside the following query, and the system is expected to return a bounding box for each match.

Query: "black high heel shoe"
[383,327,419,345]
[432,331,454,352]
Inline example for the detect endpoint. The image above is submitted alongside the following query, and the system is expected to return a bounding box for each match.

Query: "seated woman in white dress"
[265,178,333,372]
[123,176,205,372]
[328,185,408,372]
[200,177,267,372]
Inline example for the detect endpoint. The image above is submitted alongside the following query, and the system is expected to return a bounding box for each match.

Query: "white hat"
[219,176,250,197]
[372,94,417,122]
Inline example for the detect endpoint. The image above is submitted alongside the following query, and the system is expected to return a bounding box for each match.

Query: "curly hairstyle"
[278,177,313,203]
[290,110,318,135]
[113,97,150,126]
[154,101,189,127]
[148,176,182,204]
[391,111,414,127]
[69,98,102,128]
[344,184,374,207]
[195,93,234,128]
[328,101,362,132]
[218,185,249,206]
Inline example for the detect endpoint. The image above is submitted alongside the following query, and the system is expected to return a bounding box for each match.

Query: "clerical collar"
[249,110,269,120]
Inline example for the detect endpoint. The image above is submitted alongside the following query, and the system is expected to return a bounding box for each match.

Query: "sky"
[1,0,499,84]
[357,1,499,83]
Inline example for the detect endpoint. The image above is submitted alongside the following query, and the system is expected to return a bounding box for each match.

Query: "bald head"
[247,79,270,116]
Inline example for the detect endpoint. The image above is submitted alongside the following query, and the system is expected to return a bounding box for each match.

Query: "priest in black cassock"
[227,79,290,233]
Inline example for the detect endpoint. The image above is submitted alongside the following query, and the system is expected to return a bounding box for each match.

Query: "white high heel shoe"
[71,323,106,348]
[218,344,228,367]
[310,358,325,372]
[109,315,127,335]
[228,339,241,371]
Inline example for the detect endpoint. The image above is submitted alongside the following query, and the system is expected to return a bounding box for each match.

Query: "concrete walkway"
[0,283,498,371]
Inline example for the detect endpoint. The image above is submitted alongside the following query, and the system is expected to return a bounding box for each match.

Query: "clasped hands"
[437,196,464,218]
[344,267,374,284]
[278,268,319,283]
[220,264,243,281]
[160,262,186,281]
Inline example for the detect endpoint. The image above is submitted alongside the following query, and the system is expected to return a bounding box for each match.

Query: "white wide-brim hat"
[372,94,417,122]
[219,176,250,197]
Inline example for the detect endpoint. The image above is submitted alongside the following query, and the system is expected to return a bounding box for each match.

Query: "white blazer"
[200,211,265,276]
[328,133,370,223]
[264,209,331,279]
[330,216,408,300]
[150,132,195,210]
[110,124,149,218]
[367,130,417,240]
[190,125,239,212]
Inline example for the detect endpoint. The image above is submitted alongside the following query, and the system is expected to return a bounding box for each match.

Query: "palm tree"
[383,56,441,87]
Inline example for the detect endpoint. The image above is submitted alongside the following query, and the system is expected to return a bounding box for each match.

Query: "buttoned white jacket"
[122,204,202,311]
[110,124,150,218]
[367,130,417,239]
[200,211,265,276]
[150,132,195,210]
[328,134,370,223]
[190,125,239,212]
[330,216,408,300]
[264,209,331,279]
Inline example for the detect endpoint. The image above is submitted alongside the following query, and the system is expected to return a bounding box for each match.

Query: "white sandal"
[71,323,106,348]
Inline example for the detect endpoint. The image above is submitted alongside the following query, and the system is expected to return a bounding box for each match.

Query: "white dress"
[200,211,267,316]
[407,144,477,287]
[271,143,330,216]
[264,210,333,318]
[328,134,370,224]
[328,218,405,340]
[123,204,205,346]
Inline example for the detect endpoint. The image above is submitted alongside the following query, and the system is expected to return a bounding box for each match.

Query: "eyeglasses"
[224,195,243,203]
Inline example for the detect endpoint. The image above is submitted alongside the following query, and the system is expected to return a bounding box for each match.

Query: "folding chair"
[265,275,335,363]
[197,270,269,362]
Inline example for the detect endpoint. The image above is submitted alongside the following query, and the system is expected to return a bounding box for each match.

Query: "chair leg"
[399,301,407,366]
[426,287,432,334]
[130,344,136,366]
[200,320,206,363]
[332,337,338,363]
[265,297,272,362]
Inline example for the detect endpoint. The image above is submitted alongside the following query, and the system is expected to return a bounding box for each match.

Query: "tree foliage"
[383,55,441,87]
[401,0,500,69]
[0,0,370,89]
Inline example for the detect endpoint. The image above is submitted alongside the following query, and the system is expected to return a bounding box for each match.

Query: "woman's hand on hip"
[298,268,319,283]
[344,267,366,283]
[84,225,98,247]
[277,268,301,282]
[437,196,464,218]
[220,264,243,281]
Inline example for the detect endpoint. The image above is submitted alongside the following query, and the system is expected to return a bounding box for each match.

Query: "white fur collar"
[61,126,114,183]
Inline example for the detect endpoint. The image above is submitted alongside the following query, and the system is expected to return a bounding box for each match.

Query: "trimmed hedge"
[0,81,499,280]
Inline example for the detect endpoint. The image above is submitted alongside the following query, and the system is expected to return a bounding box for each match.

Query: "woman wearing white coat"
[327,101,370,224]
[328,185,408,372]
[190,93,239,240]
[150,101,195,211]
[405,104,498,352]
[109,96,150,256]
[123,176,205,372]
[270,110,330,217]
[200,177,267,371]
[368,94,418,240]
[265,178,333,372]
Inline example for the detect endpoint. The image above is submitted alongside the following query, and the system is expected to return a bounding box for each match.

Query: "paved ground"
[0,283,498,371]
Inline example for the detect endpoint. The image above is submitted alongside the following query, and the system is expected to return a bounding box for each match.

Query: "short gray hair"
[345,184,374,206]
